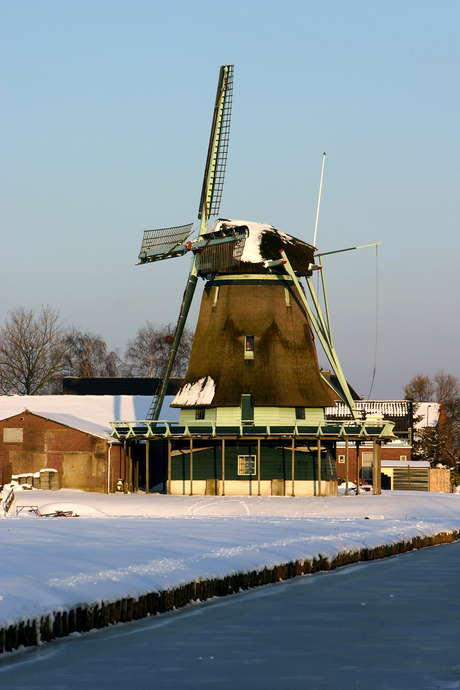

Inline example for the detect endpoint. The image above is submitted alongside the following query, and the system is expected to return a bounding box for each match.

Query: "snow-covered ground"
[1,487,459,632]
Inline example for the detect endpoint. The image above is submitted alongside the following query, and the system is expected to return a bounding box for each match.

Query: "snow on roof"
[15,411,119,441]
[0,395,158,437]
[413,401,440,429]
[381,460,430,468]
[172,376,216,407]
[326,400,412,418]
[207,219,295,264]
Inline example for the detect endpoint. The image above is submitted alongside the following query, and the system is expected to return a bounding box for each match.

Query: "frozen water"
[0,541,459,689]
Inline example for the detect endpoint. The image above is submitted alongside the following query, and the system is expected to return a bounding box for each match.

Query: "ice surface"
[1,536,459,690]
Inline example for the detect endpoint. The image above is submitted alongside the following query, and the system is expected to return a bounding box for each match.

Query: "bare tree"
[0,306,68,395]
[433,370,460,405]
[125,322,194,378]
[403,373,435,402]
[65,327,121,378]
[404,371,460,471]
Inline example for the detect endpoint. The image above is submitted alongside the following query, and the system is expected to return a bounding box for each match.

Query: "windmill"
[138,64,359,425]
[113,64,396,498]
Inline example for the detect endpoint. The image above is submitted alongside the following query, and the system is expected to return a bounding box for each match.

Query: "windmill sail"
[198,64,234,227]
[138,223,193,262]
[147,65,234,421]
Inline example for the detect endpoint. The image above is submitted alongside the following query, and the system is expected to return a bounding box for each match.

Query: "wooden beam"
[128,443,133,493]
[189,437,193,496]
[134,450,139,493]
[145,440,150,494]
[123,441,127,491]
[222,438,225,496]
[317,439,322,497]
[345,437,350,496]
[167,439,171,495]
[356,441,360,495]
[291,437,295,497]
[373,440,378,495]
[257,438,261,496]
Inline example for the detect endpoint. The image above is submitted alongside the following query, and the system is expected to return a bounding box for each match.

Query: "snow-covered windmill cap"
[207,219,314,273]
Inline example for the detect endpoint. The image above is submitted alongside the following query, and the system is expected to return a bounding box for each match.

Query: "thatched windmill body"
[171,218,336,429]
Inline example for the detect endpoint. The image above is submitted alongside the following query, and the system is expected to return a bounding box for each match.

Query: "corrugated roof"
[326,400,412,417]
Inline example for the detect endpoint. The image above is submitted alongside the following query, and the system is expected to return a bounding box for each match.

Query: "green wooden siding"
[216,407,241,423]
[180,406,326,426]
[170,440,337,482]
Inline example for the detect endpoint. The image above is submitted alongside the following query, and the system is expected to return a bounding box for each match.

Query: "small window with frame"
[195,408,205,420]
[238,455,256,475]
[295,407,306,420]
[338,454,346,464]
[245,335,254,359]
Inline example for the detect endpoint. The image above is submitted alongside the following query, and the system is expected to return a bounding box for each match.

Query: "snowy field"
[1,487,460,632]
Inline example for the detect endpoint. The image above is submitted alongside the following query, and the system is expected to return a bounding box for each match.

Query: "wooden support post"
[372,440,377,495]
[189,437,193,496]
[345,437,349,496]
[291,437,295,497]
[167,439,171,495]
[134,450,139,493]
[317,439,322,497]
[128,443,133,493]
[221,438,225,496]
[145,440,150,494]
[408,463,411,491]
[257,438,261,496]
[123,441,128,492]
[372,440,382,495]
[356,442,361,495]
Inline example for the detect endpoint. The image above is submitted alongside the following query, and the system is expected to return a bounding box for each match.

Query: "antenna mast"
[313,152,326,248]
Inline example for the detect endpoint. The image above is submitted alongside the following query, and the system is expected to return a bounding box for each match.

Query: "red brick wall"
[0,411,118,493]
[335,443,412,481]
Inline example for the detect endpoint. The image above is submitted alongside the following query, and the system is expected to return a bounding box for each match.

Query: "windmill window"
[295,407,306,420]
[195,408,206,420]
[245,335,254,359]
[238,455,256,475]
[361,452,373,480]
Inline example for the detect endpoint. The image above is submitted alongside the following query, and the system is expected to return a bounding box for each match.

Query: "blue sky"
[1,0,459,400]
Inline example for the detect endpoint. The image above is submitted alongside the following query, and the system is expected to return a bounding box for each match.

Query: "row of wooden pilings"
[1,529,459,654]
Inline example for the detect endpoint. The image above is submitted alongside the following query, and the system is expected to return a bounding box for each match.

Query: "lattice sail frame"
[139,223,193,259]
[198,65,234,222]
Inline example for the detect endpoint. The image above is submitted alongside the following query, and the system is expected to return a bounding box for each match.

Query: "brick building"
[0,396,152,493]
[328,401,445,489]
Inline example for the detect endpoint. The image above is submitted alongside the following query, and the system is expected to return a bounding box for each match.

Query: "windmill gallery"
[110,65,395,497]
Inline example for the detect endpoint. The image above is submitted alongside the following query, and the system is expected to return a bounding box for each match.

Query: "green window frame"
[241,394,254,424]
